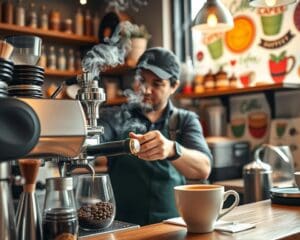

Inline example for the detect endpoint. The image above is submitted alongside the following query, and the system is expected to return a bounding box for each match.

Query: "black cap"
[137,47,180,81]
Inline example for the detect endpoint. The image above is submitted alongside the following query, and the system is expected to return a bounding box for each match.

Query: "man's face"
[135,69,178,112]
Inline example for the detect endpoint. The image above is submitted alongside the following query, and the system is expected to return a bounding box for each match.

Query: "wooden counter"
[84,200,300,240]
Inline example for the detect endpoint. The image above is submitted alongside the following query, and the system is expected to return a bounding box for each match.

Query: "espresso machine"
[0,33,140,239]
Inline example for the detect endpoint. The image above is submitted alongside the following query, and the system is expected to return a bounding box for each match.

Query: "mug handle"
[217,190,240,220]
[286,56,296,75]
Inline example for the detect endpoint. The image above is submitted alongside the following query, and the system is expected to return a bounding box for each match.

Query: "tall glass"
[75,174,116,230]
[5,35,42,65]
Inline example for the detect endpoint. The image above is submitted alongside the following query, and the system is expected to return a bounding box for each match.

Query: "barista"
[98,47,212,226]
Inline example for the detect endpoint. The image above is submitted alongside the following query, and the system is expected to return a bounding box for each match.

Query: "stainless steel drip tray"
[78,220,140,239]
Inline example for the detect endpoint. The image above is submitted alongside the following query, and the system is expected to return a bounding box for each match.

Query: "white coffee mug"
[174,184,240,233]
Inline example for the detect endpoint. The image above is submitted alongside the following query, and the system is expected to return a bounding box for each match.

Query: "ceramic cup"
[174,184,239,233]
[295,172,300,190]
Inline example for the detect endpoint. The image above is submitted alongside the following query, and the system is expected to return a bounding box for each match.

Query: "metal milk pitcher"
[243,145,273,203]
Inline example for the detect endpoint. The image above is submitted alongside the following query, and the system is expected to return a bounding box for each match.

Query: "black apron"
[108,122,186,226]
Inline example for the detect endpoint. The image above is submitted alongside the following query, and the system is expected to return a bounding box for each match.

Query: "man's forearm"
[171,147,211,180]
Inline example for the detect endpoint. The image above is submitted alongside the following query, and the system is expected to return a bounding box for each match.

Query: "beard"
[139,101,155,113]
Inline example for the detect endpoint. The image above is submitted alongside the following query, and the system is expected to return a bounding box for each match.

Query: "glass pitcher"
[262,145,294,186]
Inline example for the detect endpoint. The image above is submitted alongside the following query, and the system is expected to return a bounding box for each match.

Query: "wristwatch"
[167,141,182,161]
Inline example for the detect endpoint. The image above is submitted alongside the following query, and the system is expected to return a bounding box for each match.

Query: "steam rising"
[81,21,135,80]
[82,21,153,134]
[100,104,147,137]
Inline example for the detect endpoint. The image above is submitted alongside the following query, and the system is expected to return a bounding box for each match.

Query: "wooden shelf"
[0,23,98,45]
[105,96,127,106]
[45,69,81,77]
[175,83,300,99]
[102,64,136,76]
[45,63,136,78]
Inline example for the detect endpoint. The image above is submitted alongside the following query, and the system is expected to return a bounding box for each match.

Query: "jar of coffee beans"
[75,174,116,230]
[43,208,78,240]
[43,177,78,239]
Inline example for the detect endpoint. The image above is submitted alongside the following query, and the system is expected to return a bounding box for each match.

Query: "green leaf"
[270,54,278,62]
[278,51,286,61]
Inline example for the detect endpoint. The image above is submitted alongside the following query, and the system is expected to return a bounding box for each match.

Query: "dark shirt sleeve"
[97,107,121,142]
[178,111,212,162]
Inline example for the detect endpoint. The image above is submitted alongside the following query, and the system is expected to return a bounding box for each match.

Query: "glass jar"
[27,2,37,28]
[43,177,78,240]
[57,48,66,71]
[67,49,75,71]
[75,8,83,35]
[49,10,61,31]
[48,46,56,70]
[38,45,46,68]
[15,0,25,26]
[2,0,14,24]
[40,4,48,30]
[75,174,116,230]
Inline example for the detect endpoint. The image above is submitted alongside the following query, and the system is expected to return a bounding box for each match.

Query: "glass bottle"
[75,50,82,71]
[15,0,25,26]
[28,2,37,28]
[57,48,66,71]
[48,46,56,70]
[49,9,60,31]
[43,177,78,240]
[93,12,100,38]
[2,0,14,24]
[40,4,48,30]
[38,45,47,68]
[84,9,92,36]
[67,49,75,71]
[64,18,73,34]
[75,8,83,35]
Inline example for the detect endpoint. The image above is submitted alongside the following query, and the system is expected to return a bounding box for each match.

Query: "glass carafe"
[75,174,116,230]
[43,177,78,240]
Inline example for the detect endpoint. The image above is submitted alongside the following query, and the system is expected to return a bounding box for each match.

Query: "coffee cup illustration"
[276,121,287,138]
[258,6,286,36]
[248,112,268,139]
[203,33,223,60]
[231,118,246,138]
[269,51,295,83]
[239,71,255,87]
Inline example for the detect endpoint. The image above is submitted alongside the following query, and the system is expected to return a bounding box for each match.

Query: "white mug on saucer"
[174,184,240,233]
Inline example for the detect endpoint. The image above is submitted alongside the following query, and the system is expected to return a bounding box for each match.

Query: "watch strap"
[166,141,182,161]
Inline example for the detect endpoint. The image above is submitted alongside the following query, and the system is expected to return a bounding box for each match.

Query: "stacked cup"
[0,40,14,97]
[4,35,43,98]
[9,65,44,98]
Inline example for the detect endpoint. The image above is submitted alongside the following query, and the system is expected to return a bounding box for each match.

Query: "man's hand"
[129,131,175,161]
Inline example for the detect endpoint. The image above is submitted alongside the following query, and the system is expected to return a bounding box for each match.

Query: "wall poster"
[192,0,300,86]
